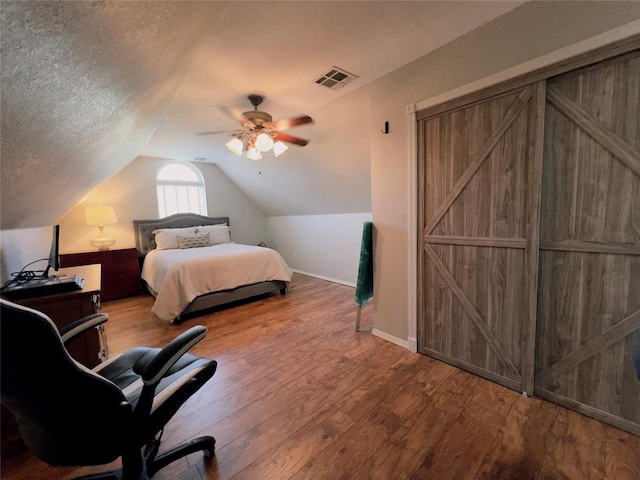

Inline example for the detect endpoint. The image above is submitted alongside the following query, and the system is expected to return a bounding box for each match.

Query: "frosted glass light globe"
[225,138,243,155]
[255,133,274,152]
[246,147,262,160]
[273,141,289,157]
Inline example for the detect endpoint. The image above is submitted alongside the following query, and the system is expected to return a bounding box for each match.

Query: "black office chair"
[0,298,217,479]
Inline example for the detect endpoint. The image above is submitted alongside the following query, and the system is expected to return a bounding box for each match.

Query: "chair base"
[74,436,215,480]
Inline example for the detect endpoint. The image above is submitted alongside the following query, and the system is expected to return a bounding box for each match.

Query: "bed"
[134,214,292,323]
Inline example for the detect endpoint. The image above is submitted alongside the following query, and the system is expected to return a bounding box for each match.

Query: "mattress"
[141,243,293,322]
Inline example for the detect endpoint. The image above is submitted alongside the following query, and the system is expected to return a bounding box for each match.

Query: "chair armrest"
[140,326,207,386]
[59,313,109,344]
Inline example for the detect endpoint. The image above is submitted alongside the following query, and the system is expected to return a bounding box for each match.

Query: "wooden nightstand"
[61,248,141,302]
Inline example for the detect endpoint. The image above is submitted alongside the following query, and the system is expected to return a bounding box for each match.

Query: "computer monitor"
[42,225,60,278]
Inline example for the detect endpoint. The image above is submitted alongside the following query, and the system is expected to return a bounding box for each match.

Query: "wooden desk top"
[1,264,101,303]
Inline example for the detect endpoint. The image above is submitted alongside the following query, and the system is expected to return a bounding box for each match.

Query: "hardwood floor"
[2,273,639,479]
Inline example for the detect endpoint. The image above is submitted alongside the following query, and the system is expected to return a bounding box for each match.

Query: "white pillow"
[196,224,231,245]
[153,226,198,250]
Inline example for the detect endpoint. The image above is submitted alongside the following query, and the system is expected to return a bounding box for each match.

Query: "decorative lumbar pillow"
[196,224,231,245]
[153,227,198,250]
[176,232,211,249]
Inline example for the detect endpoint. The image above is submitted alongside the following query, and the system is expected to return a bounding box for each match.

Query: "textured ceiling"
[1,1,524,229]
[142,1,523,216]
[0,1,228,229]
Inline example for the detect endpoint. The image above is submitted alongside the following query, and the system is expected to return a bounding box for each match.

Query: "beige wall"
[58,156,267,254]
[368,1,640,342]
[212,85,374,217]
[266,213,372,286]
[0,227,52,283]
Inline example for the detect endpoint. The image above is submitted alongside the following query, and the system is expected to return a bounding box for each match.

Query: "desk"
[1,264,106,459]
[11,264,106,367]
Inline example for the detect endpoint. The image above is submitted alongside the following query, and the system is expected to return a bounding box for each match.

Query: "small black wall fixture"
[381,121,389,134]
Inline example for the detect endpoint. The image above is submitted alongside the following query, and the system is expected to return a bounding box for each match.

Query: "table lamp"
[85,205,118,251]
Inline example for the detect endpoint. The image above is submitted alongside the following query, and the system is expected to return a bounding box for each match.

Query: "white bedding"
[141,243,293,322]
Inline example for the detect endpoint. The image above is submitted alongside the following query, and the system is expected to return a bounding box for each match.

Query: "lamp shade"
[85,206,118,226]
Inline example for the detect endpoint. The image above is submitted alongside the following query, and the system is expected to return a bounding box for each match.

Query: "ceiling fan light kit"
[204,95,313,160]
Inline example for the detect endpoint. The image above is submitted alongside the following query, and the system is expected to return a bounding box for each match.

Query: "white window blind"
[156,162,207,218]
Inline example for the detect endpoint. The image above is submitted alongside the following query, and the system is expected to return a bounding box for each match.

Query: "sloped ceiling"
[142,1,523,217]
[1,1,524,227]
[0,1,228,229]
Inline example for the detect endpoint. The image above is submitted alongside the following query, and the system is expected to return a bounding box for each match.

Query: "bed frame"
[133,213,287,321]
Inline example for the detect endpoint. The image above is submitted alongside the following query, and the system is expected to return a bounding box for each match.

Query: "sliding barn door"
[534,51,640,435]
[417,83,545,393]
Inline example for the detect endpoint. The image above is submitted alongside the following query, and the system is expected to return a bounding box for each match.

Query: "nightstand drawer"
[102,274,140,291]
[101,261,139,275]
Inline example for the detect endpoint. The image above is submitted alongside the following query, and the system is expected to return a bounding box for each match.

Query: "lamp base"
[90,237,116,251]
[90,225,116,251]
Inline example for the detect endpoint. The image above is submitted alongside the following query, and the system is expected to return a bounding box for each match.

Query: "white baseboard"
[408,337,418,353]
[372,329,410,350]
[292,269,356,288]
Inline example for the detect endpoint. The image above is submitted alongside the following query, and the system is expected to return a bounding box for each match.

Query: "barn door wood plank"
[535,309,640,387]
[540,240,640,256]
[521,80,546,396]
[424,88,532,235]
[424,243,521,379]
[546,86,640,178]
[424,236,526,249]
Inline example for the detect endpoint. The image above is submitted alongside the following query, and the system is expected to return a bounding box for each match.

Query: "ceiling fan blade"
[196,130,238,136]
[212,105,256,128]
[272,115,314,131]
[274,131,309,147]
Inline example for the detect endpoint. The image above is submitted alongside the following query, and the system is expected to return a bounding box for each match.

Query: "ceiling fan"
[198,95,314,160]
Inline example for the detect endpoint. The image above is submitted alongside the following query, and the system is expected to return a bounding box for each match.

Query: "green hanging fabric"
[355,221,373,306]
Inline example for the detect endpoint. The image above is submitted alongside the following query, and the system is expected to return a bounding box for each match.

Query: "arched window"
[156,162,208,218]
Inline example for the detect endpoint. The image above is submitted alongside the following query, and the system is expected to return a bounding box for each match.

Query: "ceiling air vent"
[315,67,359,91]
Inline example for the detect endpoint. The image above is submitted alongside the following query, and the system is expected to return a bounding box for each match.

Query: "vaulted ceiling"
[1,1,523,228]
